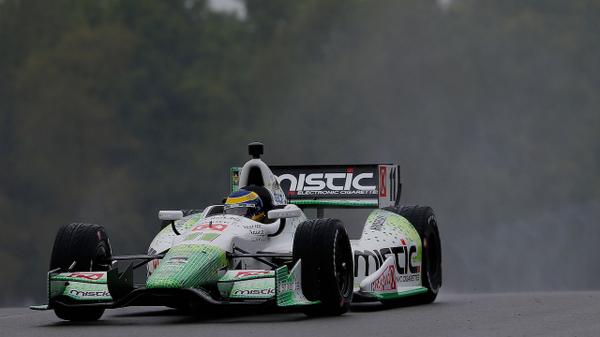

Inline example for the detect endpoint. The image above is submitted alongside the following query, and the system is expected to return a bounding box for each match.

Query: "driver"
[223,189,266,222]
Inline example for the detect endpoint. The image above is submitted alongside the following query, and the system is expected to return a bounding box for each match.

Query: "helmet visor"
[224,204,256,218]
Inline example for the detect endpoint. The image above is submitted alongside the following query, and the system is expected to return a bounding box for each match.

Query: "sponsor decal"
[231,168,240,192]
[389,166,397,203]
[272,165,379,199]
[231,164,399,208]
[278,281,301,293]
[370,264,397,292]
[192,223,229,232]
[148,258,160,275]
[273,192,286,204]
[241,224,266,237]
[249,229,265,236]
[278,172,375,195]
[369,213,387,231]
[379,166,387,197]
[242,224,262,229]
[275,262,318,306]
[397,274,420,282]
[68,289,111,297]
[229,277,276,298]
[354,245,420,277]
[66,273,104,281]
[232,288,275,296]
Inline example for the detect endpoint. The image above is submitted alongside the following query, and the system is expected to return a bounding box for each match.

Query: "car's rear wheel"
[50,223,112,321]
[385,205,442,304]
[292,218,353,316]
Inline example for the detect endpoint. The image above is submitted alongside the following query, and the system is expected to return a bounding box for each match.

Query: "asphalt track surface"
[1,291,598,337]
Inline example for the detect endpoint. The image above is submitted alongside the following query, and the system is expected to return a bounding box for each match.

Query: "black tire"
[385,205,442,304]
[49,223,112,321]
[292,218,353,316]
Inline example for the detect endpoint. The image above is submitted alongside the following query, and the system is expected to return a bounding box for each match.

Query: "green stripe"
[290,200,378,207]
[374,287,428,300]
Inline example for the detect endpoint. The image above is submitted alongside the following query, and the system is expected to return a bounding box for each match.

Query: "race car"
[31,142,442,321]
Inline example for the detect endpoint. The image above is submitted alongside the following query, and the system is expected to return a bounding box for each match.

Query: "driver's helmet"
[224,189,265,222]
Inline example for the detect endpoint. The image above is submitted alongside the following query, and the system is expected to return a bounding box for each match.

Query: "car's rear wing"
[230,164,400,208]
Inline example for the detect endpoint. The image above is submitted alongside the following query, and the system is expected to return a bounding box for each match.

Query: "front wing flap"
[275,260,319,307]
[32,261,320,310]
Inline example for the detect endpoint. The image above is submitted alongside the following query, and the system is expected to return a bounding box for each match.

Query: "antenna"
[248,142,264,159]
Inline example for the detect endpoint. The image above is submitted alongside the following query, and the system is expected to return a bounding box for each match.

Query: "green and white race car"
[31,142,442,321]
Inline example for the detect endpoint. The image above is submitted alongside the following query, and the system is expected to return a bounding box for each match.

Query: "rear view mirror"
[158,210,183,221]
[268,205,302,219]
[158,210,184,235]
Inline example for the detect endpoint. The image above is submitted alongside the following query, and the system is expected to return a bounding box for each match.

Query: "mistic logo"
[278,172,376,193]
[69,289,111,297]
[233,288,275,296]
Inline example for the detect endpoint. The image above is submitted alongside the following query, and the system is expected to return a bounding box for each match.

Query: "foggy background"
[1,0,599,306]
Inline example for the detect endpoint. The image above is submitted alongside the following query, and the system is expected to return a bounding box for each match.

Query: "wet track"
[1,292,598,337]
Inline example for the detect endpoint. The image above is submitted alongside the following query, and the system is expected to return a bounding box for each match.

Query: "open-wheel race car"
[31,142,442,321]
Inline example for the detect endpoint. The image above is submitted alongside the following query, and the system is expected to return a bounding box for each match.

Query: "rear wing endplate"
[231,164,400,208]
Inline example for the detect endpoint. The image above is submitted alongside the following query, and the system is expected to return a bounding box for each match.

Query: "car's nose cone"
[146,244,227,289]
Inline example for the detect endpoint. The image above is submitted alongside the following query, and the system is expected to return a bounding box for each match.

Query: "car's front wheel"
[395,205,442,304]
[49,223,112,321]
[292,218,354,316]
